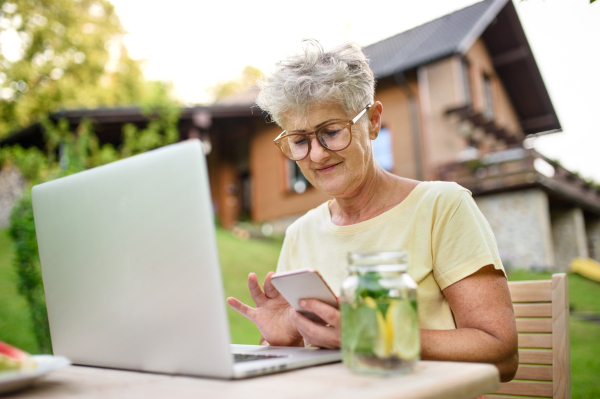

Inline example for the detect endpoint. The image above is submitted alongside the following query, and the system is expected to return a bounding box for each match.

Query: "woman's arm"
[295,264,518,382]
[421,265,518,382]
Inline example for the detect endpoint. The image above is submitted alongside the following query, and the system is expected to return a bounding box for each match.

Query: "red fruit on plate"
[0,341,37,371]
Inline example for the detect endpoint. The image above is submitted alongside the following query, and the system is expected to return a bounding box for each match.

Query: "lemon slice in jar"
[388,299,420,360]
[363,296,392,358]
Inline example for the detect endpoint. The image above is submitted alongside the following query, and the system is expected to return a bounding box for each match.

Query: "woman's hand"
[290,299,341,349]
[227,272,304,347]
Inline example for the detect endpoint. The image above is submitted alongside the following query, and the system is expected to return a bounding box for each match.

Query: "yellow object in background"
[570,257,600,283]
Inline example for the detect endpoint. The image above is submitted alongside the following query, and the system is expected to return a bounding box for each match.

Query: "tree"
[208,65,263,101]
[0,0,149,138]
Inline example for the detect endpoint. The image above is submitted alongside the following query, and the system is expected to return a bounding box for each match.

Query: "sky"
[109,0,600,181]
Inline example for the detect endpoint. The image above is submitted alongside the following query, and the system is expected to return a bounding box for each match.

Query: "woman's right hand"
[226,271,304,347]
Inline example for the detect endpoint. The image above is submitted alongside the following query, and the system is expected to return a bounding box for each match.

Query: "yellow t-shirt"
[276,181,504,330]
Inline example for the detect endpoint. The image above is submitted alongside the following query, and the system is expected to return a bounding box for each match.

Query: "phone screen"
[271,269,338,323]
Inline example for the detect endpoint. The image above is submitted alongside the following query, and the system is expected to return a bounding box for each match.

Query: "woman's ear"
[369,101,383,140]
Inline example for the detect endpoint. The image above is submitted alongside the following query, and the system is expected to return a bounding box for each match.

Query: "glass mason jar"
[341,250,419,375]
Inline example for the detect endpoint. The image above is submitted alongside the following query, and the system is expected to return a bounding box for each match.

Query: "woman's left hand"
[290,299,341,349]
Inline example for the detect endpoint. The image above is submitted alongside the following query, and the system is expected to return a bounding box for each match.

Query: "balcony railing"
[440,148,600,214]
[445,104,523,147]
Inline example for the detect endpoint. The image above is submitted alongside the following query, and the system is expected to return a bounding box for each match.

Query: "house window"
[373,126,394,172]
[483,75,494,120]
[287,160,310,194]
[461,59,471,104]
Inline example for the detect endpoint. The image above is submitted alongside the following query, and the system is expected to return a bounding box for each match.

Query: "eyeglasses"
[273,104,372,161]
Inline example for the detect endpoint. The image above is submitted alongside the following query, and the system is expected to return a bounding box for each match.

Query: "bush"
[8,193,51,353]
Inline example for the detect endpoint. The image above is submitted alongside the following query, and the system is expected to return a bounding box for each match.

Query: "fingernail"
[299,300,307,308]
[288,308,295,317]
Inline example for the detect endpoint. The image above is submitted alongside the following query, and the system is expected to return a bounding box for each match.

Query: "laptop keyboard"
[233,353,286,363]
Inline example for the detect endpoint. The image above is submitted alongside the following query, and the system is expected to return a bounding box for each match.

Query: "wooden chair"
[485,273,571,399]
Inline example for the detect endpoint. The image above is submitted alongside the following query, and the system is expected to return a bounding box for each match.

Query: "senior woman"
[227,40,518,382]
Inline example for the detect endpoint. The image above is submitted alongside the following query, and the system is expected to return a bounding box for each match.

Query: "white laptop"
[31,139,340,379]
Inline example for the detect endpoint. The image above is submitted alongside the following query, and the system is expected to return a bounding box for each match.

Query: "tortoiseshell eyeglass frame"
[273,104,372,161]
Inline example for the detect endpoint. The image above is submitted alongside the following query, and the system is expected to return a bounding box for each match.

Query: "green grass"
[216,229,284,344]
[570,318,600,398]
[0,229,39,353]
[508,268,600,399]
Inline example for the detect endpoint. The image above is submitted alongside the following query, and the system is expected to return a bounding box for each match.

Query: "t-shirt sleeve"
[432,189,505,290]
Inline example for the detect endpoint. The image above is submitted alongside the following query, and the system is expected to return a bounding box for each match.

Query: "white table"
[11,361,499,399]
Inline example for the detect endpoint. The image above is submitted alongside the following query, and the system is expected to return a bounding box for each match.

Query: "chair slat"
[515,318,552,333]
[513,303,552,317]
[495,380,553,397]
[518,333,552,349]
[514,365,553,381]
[552,273,571,399]
[518,349,552,365]
[508,280,552,303]
[492,275,571,398]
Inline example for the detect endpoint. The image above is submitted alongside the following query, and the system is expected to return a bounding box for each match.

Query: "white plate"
[0,355,70,395]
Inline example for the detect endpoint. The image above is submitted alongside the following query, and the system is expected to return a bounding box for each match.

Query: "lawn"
[1,228,599,397]
[216,228,283,344]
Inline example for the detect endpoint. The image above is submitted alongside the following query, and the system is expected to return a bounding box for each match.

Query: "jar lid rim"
[349,264,408,273]
[348,250,408,265]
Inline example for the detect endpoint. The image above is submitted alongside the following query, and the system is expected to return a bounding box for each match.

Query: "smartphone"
[271,269,338,323]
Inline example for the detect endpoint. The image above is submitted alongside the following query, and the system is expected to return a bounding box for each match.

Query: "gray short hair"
[256,39,375,127]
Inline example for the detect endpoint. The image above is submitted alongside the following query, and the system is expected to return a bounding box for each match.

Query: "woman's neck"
[329,165,416,226]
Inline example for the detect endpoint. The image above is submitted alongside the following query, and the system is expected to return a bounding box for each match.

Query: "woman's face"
[282,102,382,198]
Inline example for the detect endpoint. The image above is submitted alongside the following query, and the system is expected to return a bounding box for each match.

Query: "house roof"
[363,0,560,135]
[364,0,507,78]
[0,104,262,148]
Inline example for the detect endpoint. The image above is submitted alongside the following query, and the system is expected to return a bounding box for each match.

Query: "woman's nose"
[308,136,330,162]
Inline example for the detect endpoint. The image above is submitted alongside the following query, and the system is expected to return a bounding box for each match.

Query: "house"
[2,0,599,271]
